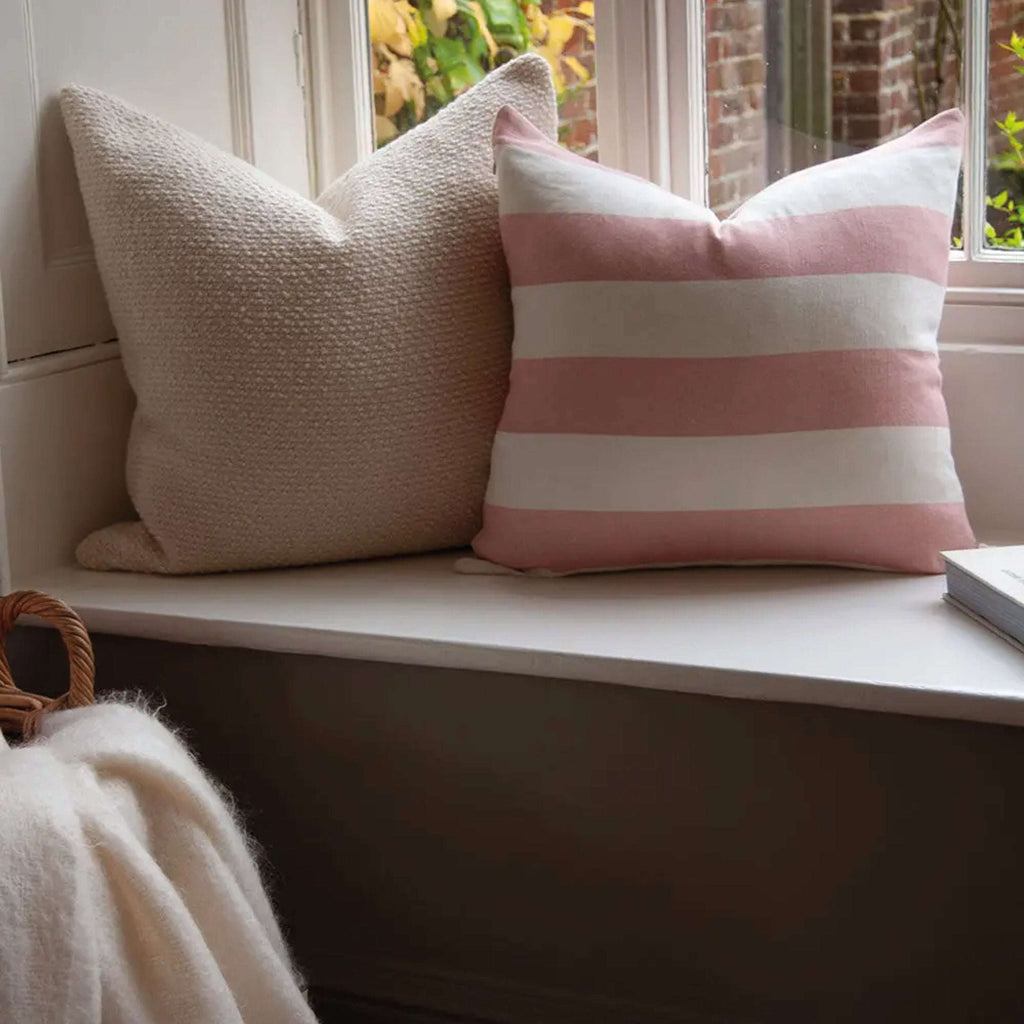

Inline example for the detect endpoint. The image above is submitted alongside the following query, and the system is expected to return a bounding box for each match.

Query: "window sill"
[19,545,1024,729]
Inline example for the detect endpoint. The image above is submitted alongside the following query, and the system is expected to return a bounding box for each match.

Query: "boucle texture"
[61,56,557,573]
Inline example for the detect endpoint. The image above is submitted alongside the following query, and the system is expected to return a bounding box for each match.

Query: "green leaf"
[432,34,486,91]
[1000,32,1024,60]
[985,221,997,239]
[465,26,491,65]
[472,0,530,49]
[997,113,1023,135]
[426,74,452,104]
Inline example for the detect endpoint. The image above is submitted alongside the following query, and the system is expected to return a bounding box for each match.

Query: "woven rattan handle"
[0,590,95,738]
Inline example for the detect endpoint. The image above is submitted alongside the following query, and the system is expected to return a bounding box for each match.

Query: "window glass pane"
[986,1,1024,249]
[367,0,597,158]
[705,0,963,243]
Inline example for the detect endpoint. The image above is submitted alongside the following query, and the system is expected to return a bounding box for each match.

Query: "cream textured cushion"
[62,56,557,573]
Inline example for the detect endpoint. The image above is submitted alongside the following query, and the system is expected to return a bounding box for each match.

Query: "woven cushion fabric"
[470,106,976,575]
[62,56,557,574]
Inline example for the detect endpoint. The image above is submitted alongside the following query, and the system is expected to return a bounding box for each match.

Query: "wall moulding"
[224,0,256,163]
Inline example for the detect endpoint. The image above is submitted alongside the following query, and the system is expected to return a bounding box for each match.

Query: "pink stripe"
[473,504,976,574]
[498,350,948,436]
[500,206,952,287]
[493,104,553,151]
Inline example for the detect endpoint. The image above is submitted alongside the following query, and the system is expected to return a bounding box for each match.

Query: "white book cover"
[942,545,1024,607]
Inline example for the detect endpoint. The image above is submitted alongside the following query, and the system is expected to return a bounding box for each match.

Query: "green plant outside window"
[369,0,594,146]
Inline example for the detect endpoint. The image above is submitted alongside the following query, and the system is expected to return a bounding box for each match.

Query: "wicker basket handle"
[0,590,95,738]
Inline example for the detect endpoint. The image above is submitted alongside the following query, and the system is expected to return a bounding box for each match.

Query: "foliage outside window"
[890,3,1024,250]
[368,0,595,150]
[987,31,1024,248]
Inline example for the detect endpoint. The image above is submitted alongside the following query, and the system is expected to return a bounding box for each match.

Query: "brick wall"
[831,0,960,151]
[702,0,976,214]
[990,0,1024,156]
[570,2,1024,211]
[705,0,767,215]
[543,0,598,158]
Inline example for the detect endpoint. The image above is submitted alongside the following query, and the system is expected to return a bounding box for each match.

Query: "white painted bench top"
[20,549,1024,728]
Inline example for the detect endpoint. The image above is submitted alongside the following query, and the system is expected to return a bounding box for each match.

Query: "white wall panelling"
[0,0,310,365]
[0,0,311,576]
[225,0,257,164]
[940,343,1024,537]
[0,356,133,585]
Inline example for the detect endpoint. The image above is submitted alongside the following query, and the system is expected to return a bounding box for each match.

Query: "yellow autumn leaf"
[381,82,404,117]
[372,59,402,116]
[375,114,398,144]
[545,12,577,53]
[525,5,549,42]
[575,1,594,17]
[424,0,456,38]
[367,0,392,40]
[563,54,590,83]
[399,1,428,48]
[536,45,566,91]
[368,0,411,55]
[384,57,425,118]
[424,7,448,37]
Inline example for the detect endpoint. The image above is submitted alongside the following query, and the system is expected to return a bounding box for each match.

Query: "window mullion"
[303,0,374,192]
[595,0,706,201]
[961,0,987,263]
[665,0,707,203]
[594,1,659,184]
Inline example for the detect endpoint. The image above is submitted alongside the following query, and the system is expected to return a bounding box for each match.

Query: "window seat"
[18,544,1024,729]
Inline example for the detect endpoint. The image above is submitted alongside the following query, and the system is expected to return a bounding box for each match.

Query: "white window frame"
[307,0,1024,345]
[596,0,1024,344]
[302,0,373,191]
[943,0,1024,340]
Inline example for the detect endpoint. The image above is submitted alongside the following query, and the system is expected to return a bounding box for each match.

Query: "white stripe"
[485,428,964,512]
[498,141,960,223]
[734,144,961,221]
[511,275,945,359]
[497,144,715,222]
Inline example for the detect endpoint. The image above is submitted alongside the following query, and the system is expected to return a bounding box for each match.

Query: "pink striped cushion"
[471,106,976,574]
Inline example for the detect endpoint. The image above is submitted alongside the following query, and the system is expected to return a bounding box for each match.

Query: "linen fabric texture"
[471,106,976,575]
[61,56,557,574]
[0,703,317,1024]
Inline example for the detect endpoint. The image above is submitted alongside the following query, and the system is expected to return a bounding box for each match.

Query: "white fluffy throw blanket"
[0,702,318,1024]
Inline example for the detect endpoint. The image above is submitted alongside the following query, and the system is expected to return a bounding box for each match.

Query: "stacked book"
[943,546,1024,653]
